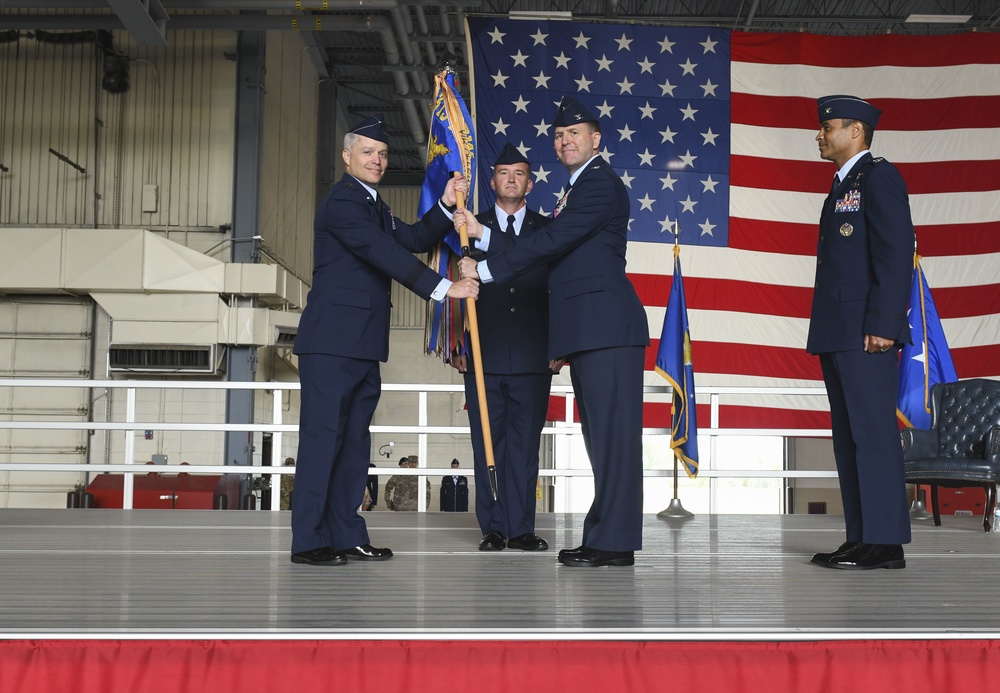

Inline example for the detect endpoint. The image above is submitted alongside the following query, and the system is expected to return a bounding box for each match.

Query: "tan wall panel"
[0,36,97,227]
[115,389,226,467]
[259,31,318,287]
[6,386,88,415]
[106,31,237,229]
[0,30,236,229]
[0,297,90,507]
[6,338,89,378]
[788,437,841,515]
[2,491,72,509]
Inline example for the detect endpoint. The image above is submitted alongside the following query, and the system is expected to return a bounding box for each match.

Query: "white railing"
[0,378,837,510]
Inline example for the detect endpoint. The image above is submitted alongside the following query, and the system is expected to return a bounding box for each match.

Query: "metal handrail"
[0,378,837,510]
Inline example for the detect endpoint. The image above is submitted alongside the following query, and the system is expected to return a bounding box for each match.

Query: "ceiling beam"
[2,12,994,32]
[106,0,169,46]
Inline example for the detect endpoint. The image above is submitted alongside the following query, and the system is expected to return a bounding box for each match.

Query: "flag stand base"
[657,498,694,519]
[909,500,934,521]
[909,487,934,521]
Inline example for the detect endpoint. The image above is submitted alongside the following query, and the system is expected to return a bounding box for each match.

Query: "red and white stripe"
[622,31,1000,429]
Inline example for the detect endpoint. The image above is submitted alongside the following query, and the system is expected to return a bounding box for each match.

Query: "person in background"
[362,462,378,511]
[439,458,469,512]
[280,457,295,511]
[384,456,430,511]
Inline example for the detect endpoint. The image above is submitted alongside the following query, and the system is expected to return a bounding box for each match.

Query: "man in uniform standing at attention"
[807,95,914,571]
[439,459,469,513]
[457,98,649,567]
[290,114,478,566]
[451,143,561,551]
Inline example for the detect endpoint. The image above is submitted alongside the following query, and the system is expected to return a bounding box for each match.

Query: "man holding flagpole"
[807,95,914,571]
[290,114,479,567]
[458,97,649,568]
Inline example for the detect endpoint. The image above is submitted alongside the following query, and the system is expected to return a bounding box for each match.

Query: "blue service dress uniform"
[439,474,469,512]
[806,152,914,546]
[464,207,552,538]
[291,173,453,554]
[485,156,649,552]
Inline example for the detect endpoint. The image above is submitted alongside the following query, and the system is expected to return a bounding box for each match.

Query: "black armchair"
[900,378,1000,531]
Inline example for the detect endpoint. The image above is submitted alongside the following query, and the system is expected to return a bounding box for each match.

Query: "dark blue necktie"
[505,214,517,244]
[376,197,390,232]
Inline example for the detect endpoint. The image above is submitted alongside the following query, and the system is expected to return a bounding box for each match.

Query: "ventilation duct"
[108,344,221,374]
[273,325,297,347]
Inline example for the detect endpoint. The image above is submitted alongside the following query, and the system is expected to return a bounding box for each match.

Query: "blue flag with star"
[418,70,476,230]
[419,70,476,361]
[897,255,958,429]
[656,245,699,477]
[469,17,730,246]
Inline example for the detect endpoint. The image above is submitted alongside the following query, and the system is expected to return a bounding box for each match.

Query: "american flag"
[468,18,1000,429]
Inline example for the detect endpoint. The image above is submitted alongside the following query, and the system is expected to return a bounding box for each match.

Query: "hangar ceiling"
[2,1,997,183]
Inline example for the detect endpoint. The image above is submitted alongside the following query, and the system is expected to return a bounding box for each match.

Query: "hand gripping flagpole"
[658,222,694,520]
[436,71,499,502]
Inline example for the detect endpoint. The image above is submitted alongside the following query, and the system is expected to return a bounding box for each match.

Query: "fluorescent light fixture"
[904,14,972,23]
[509,10,573,21]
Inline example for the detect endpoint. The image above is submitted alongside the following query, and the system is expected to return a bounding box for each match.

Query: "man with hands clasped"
[807,95,914,571]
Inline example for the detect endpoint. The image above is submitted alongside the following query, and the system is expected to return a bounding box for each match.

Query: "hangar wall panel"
[0,30,236,230]
[259,31,318,288]
[0,297,91,507]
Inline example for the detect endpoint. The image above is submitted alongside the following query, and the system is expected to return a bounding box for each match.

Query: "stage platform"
[1,508,998,640]
[3,509,1000,693]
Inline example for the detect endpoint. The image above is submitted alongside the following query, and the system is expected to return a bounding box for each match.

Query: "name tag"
[835,189,861,213]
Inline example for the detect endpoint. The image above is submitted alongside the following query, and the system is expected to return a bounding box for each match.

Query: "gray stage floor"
[1,508,998,641]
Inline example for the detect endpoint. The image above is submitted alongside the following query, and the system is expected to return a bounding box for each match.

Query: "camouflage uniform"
[280,458,295,511]
[384,474,430,511]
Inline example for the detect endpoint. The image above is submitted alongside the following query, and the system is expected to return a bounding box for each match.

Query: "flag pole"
[454,190,498,501]
[437,69,499,502]
[905,252,933,522]
[658,221,694,520]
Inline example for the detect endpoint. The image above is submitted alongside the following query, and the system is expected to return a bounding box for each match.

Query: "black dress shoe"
[290,546,348,566]
[558,545,584,561]
[479,530,506,551]
[340,544,393,561]
[558,546,634,567]
[507,533,549,551]
[810,541,861,565]
[824,543,905,570]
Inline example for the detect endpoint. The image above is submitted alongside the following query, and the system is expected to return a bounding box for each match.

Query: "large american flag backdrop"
[467,17,1000,430]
